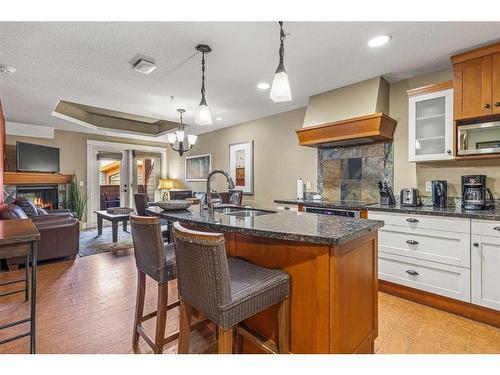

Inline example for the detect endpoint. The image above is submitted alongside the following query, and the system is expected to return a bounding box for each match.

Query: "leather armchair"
[0,203,80,270]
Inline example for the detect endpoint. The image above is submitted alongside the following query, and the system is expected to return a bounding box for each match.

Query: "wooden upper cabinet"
[453,56,492,120]
[452,42,500,121]
[493,52,500,115]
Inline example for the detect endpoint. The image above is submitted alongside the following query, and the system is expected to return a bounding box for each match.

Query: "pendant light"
[194,44,213,125]
[270,21,292,103]
[167,109,197,157]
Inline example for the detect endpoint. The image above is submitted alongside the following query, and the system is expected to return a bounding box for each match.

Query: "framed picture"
[185,154,211,181]
[229,141,253,195]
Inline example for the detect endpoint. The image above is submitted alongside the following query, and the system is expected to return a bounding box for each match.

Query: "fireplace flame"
[33,197,53,209]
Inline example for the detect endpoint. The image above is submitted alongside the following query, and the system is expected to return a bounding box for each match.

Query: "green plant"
[67,175,87,221]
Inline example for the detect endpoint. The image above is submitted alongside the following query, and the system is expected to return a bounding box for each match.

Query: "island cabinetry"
[184,226,378,354]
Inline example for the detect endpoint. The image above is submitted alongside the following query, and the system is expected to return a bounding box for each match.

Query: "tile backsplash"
[317,142,393,202]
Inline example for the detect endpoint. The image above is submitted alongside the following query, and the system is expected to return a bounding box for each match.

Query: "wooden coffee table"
[94,210,130,243]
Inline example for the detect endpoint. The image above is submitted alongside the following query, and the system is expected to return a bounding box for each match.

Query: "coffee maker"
[461,175,495,210]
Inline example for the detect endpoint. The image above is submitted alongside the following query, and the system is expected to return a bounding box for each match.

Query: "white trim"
[5,121,55,139]
[86,139,167,227]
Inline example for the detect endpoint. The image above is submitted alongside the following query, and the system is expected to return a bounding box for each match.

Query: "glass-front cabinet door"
[408,88,453,161]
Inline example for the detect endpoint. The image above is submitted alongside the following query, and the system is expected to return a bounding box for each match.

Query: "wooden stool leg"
[154,283,169,354]
[132,270,146,351]
[178,299,193,354]
[278,297,290,354]
[218,327,233,354]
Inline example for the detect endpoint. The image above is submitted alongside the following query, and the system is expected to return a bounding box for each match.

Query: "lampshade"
[157,178,175,190]
[176,129,185,142]
[195,102,212,125]
[270,70,292,102]
[167,133,176,144]
[187,134,198,146]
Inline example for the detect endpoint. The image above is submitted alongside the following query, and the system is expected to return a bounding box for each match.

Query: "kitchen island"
[147,205,384,354]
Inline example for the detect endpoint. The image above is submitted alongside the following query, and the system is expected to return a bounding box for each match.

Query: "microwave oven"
[458,119,500,156]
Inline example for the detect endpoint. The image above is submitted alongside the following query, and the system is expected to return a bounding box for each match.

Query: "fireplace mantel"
[3,172,73,185]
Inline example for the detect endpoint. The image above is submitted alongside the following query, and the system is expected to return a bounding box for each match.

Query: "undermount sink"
[212,205,277,217]
[224,209,276,217]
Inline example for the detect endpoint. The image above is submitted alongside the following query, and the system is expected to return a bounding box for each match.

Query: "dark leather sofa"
[0,203,80,270]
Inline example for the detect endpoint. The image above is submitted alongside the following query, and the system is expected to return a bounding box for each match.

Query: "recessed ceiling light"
[132,58,157,75]
[367,35,391,48]
[0,64,16,75]
[257,82,270,90]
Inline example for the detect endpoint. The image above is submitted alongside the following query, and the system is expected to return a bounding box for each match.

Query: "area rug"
[79,226,133,257]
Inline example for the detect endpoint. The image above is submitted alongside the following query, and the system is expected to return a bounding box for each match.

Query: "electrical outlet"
[79,180,84,187]
[306,181,312,189]
[425,181,432,192]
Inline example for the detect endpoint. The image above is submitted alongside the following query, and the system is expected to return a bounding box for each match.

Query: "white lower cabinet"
[370,213,500,311]
[471,221,500,311]
[379,252,470,302]
[369,211,472,304]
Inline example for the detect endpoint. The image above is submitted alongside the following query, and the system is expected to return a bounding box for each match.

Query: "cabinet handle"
[406,218,419,223]
[493,226,500,231]
[406,239,419,245]
[406,270,419,276]
[473,242,479,247]
[484,103,491,108]
[495,102,500,107]
[284,206,290,211]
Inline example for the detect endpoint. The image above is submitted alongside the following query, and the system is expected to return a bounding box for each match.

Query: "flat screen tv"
[16,142,60,173]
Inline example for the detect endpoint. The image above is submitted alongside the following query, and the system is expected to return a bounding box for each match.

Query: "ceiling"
[0,22,500,139]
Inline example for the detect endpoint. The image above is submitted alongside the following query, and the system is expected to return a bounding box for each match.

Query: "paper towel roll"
[297,178,304,199]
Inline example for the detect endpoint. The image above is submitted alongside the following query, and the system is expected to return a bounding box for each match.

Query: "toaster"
[400,188,422,207]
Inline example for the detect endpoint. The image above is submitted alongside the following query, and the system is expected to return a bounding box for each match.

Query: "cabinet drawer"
[379,252,471,302]
[368,211,470,233]
[378,227,470,268]
[276,204,299,212]
[471,219,500,237]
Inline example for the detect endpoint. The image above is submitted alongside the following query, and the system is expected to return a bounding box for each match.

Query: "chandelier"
[167,109,197,156]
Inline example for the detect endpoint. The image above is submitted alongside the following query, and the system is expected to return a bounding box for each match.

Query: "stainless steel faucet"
[205,169,236,215]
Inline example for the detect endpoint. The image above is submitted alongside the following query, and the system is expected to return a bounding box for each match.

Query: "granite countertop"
[367,203,500,220]
[274,199,375,210]
[274,198,500,221]
[147,206,384,246]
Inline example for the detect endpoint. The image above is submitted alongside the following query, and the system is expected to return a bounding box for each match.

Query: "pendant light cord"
[277,21,286,73]
[201,51,206,102]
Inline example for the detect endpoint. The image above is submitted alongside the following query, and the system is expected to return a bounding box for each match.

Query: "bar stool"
[130,214,178,354]
[172,221,290,354]
[130,215,208,354]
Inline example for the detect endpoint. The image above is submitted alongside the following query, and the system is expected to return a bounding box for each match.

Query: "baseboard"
[379,279,500,328]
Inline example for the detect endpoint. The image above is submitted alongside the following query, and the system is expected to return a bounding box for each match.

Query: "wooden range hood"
[296,112,397,147]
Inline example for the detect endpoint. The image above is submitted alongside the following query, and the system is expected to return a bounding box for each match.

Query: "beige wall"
[167,108,317,208]
[6,130,168,193]
[390,68,500,198]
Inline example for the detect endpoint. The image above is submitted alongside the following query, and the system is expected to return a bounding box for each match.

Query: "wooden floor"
[1,250,499,354]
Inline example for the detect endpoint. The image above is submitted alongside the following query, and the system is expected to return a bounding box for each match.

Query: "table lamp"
[157,178,175,201]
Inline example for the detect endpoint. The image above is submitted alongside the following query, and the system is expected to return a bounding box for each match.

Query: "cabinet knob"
[484,103,491,108]
[284,206,290,211]
[473,242,479,247]
[494,226,500,231]
[446,149,452,154]
[495,102,500,107]
[406,270,419,276]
